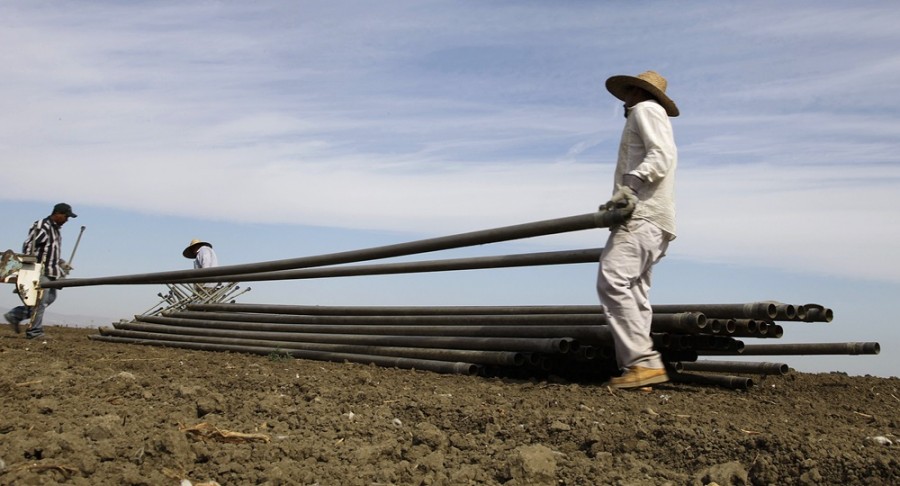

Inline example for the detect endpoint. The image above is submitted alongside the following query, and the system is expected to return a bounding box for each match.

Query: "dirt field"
[0,325,897,485]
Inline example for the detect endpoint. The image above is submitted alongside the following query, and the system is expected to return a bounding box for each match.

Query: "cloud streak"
[1,0,899,287]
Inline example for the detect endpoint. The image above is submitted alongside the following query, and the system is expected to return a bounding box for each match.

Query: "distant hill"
[42,311,125,328]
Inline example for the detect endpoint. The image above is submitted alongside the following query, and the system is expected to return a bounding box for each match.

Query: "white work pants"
[596,219,669,370]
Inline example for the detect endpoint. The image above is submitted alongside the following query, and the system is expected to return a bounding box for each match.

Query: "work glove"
[60,260,73,276]
[602,185,638,213]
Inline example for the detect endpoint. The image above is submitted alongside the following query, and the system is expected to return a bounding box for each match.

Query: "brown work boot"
[608,366,669,389]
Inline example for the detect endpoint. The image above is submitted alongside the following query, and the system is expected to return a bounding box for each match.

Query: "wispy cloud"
[1,0,899,286]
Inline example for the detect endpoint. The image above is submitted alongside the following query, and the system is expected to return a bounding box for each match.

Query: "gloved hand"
[602,186,638,212]
[60,259,74,276]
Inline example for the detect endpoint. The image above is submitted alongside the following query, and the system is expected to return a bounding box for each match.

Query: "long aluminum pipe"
[670,372,753,390]
[189,301,822,322]
[46,210,626,289]
[89,334,481,375]
[801,304,834,323]
[114,320,575,354]
[736,342,880,355]
[189,302,606,316]
[178,248,604,284]
[140,314,620,340]
[163,310,707,332]
[706,319,736,335]
[766,324,784,338]
[730,319,761,336]
[659,334,743,352]
[98,328,526,366]
[673,360,789,375]
[649,303,785,320]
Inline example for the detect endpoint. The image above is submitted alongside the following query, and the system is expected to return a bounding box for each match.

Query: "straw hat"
[605,70,679,117]
[182,239,212,259]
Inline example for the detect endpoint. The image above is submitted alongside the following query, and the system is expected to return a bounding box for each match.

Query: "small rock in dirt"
[449,432,476,451]
[800,467,824,484]
[694,460,749,486]
[196,393,225,418]
[748,455,777,485]
[176,385,201,398]
[85,414,123,441]
[863,435,893,446]
[549,420,570,431]
[413,422,448,450]
[420,450,445,471]
[507,444,558,486]
[155,429,195,461]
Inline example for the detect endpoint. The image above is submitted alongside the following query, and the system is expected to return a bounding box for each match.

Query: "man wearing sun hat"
[183,239,218,269]
[596,70,679,389]
[183,238,219,292]
[4,202,78,339]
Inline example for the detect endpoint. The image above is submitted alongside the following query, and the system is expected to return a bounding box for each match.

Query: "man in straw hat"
[183,239,219,291]
[183,239,218,269]
[597,70,678,389]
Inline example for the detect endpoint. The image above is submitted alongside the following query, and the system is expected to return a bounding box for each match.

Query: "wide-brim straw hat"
[182,239,212,259]
[606,70,679,117]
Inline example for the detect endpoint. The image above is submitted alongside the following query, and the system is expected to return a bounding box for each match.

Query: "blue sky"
[2,1,898,377]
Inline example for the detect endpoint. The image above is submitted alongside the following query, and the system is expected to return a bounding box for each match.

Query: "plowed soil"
[1,326,897,485]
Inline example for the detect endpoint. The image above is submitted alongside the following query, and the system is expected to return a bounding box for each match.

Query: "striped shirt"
[22,217,63,278]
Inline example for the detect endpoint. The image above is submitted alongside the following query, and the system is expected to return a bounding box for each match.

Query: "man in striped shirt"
[4,202,78,339]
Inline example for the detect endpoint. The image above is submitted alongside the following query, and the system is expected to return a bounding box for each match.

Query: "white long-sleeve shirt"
[613,100,677,238]
[194,245,218,269]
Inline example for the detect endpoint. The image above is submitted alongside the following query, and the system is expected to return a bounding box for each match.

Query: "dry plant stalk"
[180,422,271,443]
[15,463,79,477]
[14,380,42,387]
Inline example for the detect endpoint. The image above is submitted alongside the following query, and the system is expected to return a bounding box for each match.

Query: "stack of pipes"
[89,299,877,389]
[51,210,874,389]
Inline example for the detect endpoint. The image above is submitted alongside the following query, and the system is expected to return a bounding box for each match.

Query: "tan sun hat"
[605,70,679,117]
[182,239,212,259]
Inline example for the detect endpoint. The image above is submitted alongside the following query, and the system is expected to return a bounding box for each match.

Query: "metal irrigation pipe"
[669,372,753,390]
[188,302,605,316]
[136,313,622,343]
[649,303,779,320]
[163,310,707,332]
[672,360,789,375]
[166,311,616,325]
[707,319,736,335]
[674,335,744,353]
[731,319,760,335]
[46,210,628,289]
[800,304,834,323]
[89,334,481,375]
[98,328,526,366]
[113,320,576,354]
[188,302,808,324]
[179,248,605,283]
[766,324,784,338]
[736,342,880,355]
[661,350,699,363]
